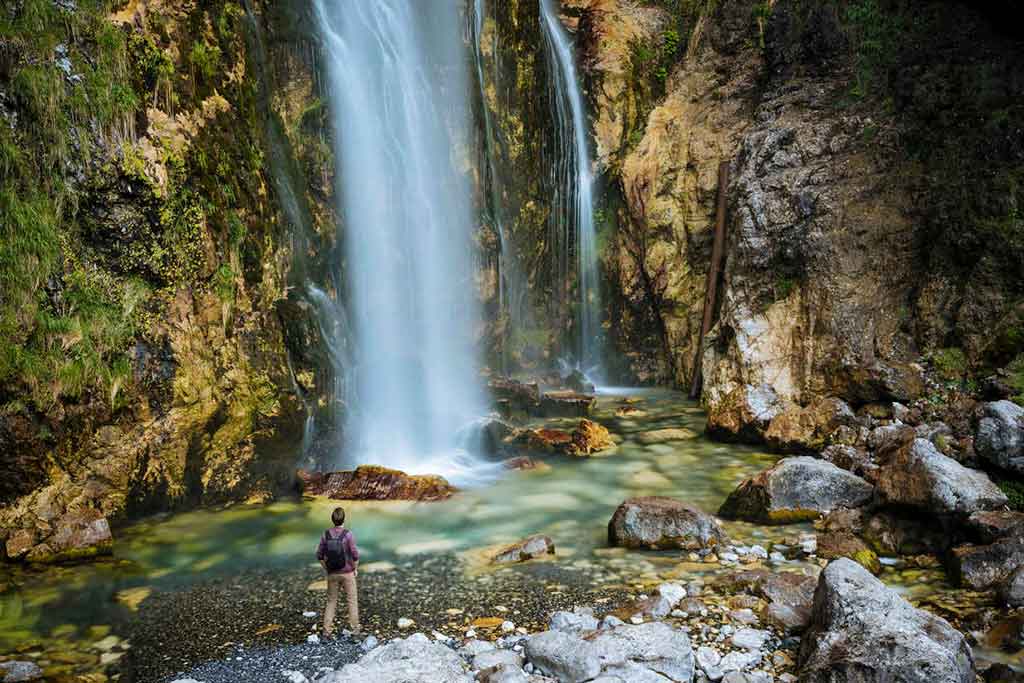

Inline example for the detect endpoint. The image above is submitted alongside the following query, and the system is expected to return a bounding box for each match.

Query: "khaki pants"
[324,571,359,635]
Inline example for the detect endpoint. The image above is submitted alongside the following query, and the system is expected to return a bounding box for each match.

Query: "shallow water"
[0,390,1015,673]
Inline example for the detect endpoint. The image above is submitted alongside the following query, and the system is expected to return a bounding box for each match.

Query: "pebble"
[731,628,769,650]
[501,621,515,633]
[361,635,379,651]
[302,611,317,618]
[306,634,319,644]
[397,617,415,629]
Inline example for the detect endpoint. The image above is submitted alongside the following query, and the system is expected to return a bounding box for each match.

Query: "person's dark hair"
[331,507,346,526]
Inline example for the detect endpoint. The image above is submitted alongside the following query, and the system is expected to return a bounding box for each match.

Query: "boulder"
[799,559,975,682]
[22,509,112,564]
[489,378,541,416]
[819,444,878,482]
[492,535,555,564]
[524,629,600,682]
[563,369,595,394]
[525,622,695,683]
[608,497,727,550]
[538,391,595,418]
[718,456,874,524]
[565,420,615,456]
[549,607,600,633]
[950,538,1024,590]
[764,398,856,453]
[717,569,816,633]
[705,384,786,443]
[867,423,917,451]
[861,510,951,556]
[966,510,1024,543]
[298,466,455,501]
[0,661,43,682]
[875,438,1007,516]
[816,532,880,574]
[975,400,1024,474]
[455,417,515,458]
[999,566,1024,607]
[323,633,471,683]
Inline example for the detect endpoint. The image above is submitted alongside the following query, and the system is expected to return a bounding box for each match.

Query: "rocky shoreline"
[158,559,986,683]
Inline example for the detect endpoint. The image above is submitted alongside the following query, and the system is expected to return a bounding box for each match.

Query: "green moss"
[931,347,968,381]
[1007,354,1024,404]
[997,477,1024,512]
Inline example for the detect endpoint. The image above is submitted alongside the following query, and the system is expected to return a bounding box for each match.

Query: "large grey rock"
[525,630,601,682]
[718,456,874,524]
[526,622,695,683]
[966,510,1024,543]
[549,607,600,633]
[324,633,472,683]
[608,497,727,550]
[976,400,1024,474]
[799,559,975,682]
[764,397,856,453]
[0,662,43,682]
[876,438,1007,516]
[951,538,1024,590]
[1000,566,1024,608]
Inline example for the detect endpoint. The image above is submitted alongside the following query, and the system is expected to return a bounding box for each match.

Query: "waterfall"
[539,0,605,382]
[314,1,486,479]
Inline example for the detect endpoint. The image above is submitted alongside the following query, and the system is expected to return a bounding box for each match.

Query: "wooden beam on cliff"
[689,160,730,400]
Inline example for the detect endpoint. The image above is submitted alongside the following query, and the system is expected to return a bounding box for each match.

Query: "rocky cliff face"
[572,0,1024,437]
[0,0,334,561]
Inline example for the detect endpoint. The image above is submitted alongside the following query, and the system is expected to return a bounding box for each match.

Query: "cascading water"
[540,0,605,382]
[315,1,487,481]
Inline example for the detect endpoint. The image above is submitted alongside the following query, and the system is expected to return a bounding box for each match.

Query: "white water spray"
[540,0,605,382]
[314,2,487,481]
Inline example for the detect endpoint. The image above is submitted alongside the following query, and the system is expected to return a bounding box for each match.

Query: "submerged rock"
[718,456,873,524]
[538,391,596,418]
[875,438,1007,516]
[501,456,551,472]
[799,559,975,682]
[608,496,727,550]
[635,428,698,444]
[975,400,1024,474]
[297,466,455,501]
[492,535,555,564]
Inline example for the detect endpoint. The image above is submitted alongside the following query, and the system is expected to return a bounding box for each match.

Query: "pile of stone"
[202,559,974,683]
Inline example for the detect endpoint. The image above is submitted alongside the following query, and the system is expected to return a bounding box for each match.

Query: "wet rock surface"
[297,466,456,501]
[608,497,727,550]
[718,457,874,524]
[951,538,1024,590]
[492,536,556,564]
[799,559,975,682]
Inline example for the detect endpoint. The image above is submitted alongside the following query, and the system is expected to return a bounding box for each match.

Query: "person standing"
[316,506,360,636]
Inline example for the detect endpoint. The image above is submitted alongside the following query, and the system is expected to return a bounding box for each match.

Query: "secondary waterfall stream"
[314,1,485,480]
[540,0,605,382]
